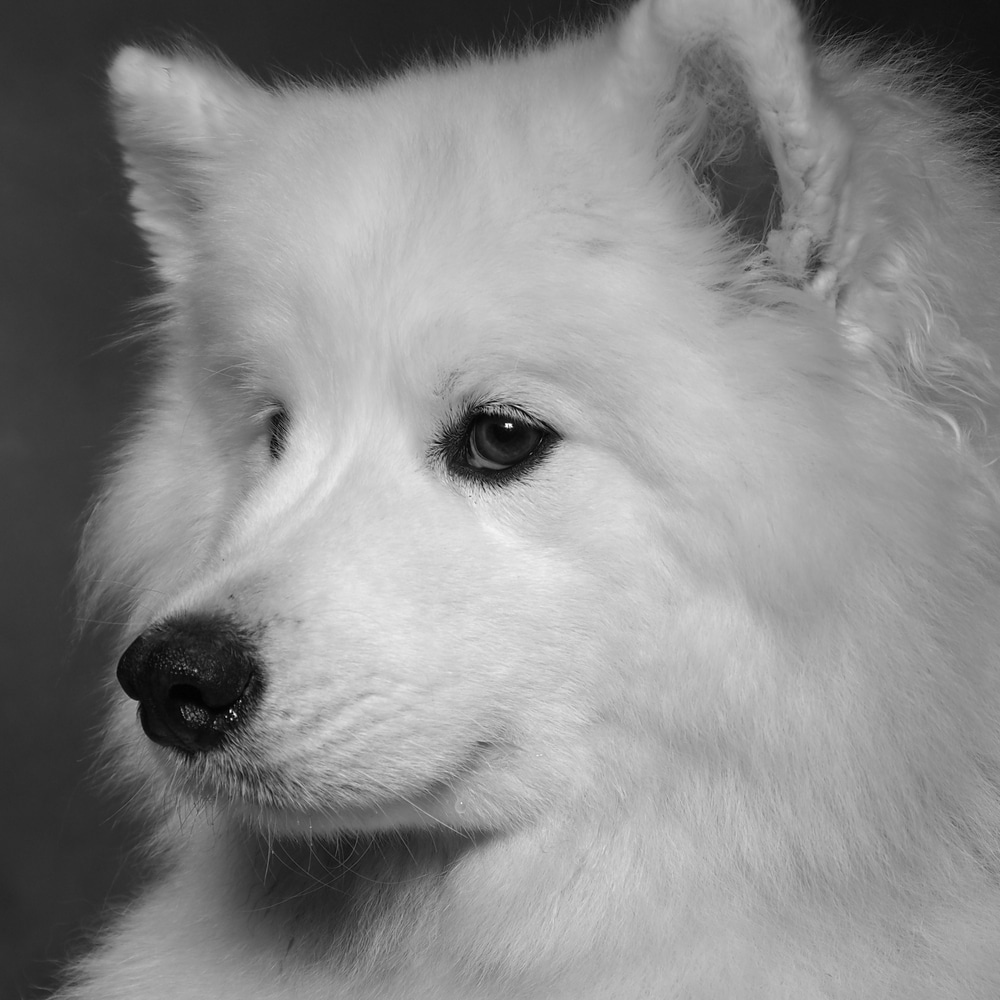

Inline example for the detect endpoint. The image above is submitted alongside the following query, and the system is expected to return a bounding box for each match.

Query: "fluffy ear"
[109,47,261,282]
[610,0,853,289]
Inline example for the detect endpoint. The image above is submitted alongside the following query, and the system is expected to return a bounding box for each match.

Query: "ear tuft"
[108,46,260,282]
[109,46,250,151]
[613,0,854,287]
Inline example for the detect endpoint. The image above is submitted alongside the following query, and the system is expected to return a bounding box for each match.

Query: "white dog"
[58,0,1000,995]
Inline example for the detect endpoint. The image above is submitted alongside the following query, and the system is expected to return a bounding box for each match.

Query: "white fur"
[60,0,1000,996]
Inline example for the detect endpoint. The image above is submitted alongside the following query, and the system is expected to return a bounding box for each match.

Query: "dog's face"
[99,48,758,839]
[93,3,994,863]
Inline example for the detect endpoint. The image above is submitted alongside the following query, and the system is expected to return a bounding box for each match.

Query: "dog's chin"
[232,795,476,840]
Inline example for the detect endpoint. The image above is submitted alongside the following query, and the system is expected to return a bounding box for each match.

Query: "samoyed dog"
[59,0,1000,995]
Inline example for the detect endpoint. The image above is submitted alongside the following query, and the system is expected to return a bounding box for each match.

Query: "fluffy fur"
[59,0,1000,995]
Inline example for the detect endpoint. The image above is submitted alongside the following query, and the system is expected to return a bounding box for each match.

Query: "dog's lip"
[165,734,504,834]
[168,752,483,833]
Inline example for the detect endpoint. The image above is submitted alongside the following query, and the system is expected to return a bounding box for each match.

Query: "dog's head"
[86,0,1000,874]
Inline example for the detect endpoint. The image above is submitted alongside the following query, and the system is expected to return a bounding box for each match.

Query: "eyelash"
[436,404,556,484]
[266,407,290,461]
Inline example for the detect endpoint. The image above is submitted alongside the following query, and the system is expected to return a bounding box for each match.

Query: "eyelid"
[435,401,557,484]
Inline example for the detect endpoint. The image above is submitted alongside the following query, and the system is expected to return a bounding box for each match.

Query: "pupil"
[487,421,521,455]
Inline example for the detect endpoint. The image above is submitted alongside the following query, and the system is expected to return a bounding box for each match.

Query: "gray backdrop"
[3,0,996,996]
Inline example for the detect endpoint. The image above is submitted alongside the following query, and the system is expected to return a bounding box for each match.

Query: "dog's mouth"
[157,740,493,839]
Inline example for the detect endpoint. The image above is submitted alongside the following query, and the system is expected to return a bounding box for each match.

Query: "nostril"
[170,683,207,704]
[170,682,218,708]
[166,680,252,732]
[117,615,264,754]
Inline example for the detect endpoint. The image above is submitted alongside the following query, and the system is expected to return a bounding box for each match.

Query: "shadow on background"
[2,0,997,997]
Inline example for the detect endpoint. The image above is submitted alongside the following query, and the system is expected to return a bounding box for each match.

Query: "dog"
[57,0,1000,995]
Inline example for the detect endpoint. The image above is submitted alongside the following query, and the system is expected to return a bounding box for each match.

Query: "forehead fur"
[199,51,720,266]
[156,46,744,410]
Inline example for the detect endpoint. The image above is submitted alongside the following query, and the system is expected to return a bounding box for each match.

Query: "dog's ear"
[609,0,853,290]
[108,47,262,283]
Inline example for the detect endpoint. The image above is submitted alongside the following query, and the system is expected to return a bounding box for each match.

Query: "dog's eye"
[435,405,555,483]
[466,412,546,472]
[267,408,290,461]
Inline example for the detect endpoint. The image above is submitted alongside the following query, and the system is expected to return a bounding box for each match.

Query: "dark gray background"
[3,1,997,996]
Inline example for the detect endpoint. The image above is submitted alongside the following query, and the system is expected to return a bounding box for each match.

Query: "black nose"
[116,616,264,753]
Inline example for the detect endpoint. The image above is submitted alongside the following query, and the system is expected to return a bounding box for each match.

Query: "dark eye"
[466,412,546,472]
[267,407,290,461]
